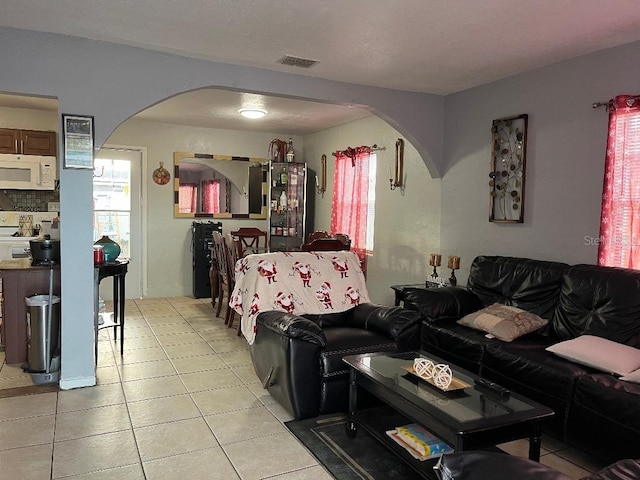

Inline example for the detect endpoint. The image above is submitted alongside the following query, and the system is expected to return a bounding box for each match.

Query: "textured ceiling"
[2,1,640,133]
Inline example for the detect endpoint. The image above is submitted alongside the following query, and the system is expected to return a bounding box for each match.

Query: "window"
[203,179,220,214]
[598,95,640,268]
[179,183,197,213]
[93,157,131,257]
[330,148,377,261]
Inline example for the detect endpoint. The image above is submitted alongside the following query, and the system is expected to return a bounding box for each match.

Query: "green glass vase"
[94,235,121,262]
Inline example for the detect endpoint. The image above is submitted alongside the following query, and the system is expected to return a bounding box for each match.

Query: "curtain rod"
[332,144,386,157]
[593,95,640,109]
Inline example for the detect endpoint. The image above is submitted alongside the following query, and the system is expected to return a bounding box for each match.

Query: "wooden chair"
[211,232,229,319]
[300,237,350,252]
[224,234,243,335]
[230,227,268,256]
[334,233,351,249]
[307,230,330,243]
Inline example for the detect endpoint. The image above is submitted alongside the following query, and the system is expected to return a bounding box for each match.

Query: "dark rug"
[285,413,425,479]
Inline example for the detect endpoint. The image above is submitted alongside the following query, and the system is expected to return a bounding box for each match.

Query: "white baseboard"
[59,375,96,390]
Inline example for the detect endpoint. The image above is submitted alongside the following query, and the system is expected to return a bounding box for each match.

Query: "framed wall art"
[489,113,528,223]
[62,114,95,170]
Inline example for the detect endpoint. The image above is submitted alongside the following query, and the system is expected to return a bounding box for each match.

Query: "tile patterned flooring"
[0,297,606,479]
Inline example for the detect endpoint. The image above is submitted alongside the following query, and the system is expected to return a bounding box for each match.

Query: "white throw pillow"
[546,335,640,376]
[620,369,640,384]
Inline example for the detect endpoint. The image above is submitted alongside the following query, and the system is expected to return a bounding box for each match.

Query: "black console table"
[390,281,450,306]
[94,259,129,362]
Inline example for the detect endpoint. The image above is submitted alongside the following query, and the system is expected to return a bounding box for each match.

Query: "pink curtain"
[598,95,640,268]
[179,183,197,213]
[330,147,371,263]
[203,180,220,214]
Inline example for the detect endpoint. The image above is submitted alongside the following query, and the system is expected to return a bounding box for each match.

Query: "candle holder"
[447,256,461,287]
[429,253,441,279]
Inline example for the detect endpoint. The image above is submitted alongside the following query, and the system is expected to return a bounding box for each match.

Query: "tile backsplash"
[2,189,59,212]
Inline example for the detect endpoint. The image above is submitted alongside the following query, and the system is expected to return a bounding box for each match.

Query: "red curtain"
[330,147,372,263]
[598,95,640,268]
[203,180,220,214]
[179,183,197,213]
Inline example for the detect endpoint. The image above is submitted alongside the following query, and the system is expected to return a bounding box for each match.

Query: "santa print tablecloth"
[230,251,370,344]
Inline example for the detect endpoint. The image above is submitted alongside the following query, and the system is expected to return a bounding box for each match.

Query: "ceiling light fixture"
[239,108,267,119]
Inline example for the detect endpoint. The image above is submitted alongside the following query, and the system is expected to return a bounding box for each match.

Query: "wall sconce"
[316,154,327,196]
[448,256,461,286]
[389,138,404,190]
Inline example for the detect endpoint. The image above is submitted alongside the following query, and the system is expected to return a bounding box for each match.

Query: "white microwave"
[0,154,56,190]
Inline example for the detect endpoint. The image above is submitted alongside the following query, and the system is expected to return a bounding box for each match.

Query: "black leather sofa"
[403,255,640,463]
[435,452,640,480]
[249,303,421,419]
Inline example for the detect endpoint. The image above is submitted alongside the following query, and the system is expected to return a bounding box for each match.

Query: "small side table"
[390,280,450,306]
[94,259,129,362]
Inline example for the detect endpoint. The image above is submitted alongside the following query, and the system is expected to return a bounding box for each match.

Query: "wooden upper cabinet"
[21,130,57,156]
[0,128,20,154]
[0,128,57,156]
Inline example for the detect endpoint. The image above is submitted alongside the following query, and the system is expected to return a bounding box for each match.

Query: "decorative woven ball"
[413,358,436,379]
[433,363,453,389]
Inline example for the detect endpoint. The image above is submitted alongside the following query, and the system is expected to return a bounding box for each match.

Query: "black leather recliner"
[249,303,421,419]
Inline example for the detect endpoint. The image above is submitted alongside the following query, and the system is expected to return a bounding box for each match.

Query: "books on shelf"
[386,423,453,461]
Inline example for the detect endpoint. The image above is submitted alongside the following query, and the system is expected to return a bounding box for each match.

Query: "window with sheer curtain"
[203,180,220,214]
[598,95,640,269]
[330,147,377,262]
[179,183,197,213]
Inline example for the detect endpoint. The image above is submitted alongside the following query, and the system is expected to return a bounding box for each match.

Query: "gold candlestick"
[429,253,441,278]
[448,256,460,286]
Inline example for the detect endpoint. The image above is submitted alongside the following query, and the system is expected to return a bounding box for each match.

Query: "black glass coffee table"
[343,351,554,478]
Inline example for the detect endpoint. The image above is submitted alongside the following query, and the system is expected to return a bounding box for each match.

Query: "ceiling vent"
[277,55,320,69]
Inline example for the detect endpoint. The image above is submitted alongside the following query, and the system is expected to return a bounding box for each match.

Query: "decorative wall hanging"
[62,114,94,170]
[489,114,528,223]
[152,162,171,185]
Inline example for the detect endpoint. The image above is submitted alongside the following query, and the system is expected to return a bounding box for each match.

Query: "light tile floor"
[0,296,607,479]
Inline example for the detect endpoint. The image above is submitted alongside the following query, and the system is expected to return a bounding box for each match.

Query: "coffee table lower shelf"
[348,405,444,479]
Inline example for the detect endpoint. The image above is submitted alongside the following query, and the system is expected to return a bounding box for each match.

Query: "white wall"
[304,116,441,304]
[442,40,640,284]
[107,119,303,297]
[0,106,57,130]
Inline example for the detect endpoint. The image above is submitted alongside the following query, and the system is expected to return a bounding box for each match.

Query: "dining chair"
[334,233,351,249]
[211,231,228,319]
[230,227,268,256]
[300,237,351,252]
[224,234,243,335]
[307,230,330,243]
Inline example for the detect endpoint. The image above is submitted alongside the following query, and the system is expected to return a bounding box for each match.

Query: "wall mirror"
[173,151,267,219]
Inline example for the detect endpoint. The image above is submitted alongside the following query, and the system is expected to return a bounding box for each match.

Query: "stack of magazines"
[386,423,453,461]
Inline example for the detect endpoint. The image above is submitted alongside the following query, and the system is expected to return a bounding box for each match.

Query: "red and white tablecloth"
[230,251,370,344]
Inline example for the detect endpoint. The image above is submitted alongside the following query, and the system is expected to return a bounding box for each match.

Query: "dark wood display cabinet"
[0,128,57,156]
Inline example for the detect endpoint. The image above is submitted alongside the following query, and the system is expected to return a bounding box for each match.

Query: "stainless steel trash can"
[25,294,60,373]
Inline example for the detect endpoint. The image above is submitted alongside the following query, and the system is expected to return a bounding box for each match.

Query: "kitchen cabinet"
[0,128,57,156]
[269,162,310,252]
[0,259,61,364]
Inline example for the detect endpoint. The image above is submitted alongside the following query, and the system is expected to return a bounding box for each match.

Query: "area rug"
[285,413,425,480]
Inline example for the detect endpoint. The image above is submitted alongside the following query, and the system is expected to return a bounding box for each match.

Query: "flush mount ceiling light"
[239,108,267,119]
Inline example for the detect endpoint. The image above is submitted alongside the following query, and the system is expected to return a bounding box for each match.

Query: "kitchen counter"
[0,261,60,364]
[0,258,55,270]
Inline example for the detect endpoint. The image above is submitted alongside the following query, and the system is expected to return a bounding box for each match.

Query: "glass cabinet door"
[269,162,307,251]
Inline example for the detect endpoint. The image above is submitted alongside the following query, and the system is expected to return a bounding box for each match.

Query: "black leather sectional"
[403,255,640,464]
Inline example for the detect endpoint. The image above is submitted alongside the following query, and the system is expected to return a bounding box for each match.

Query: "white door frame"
[96,144,148,298]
